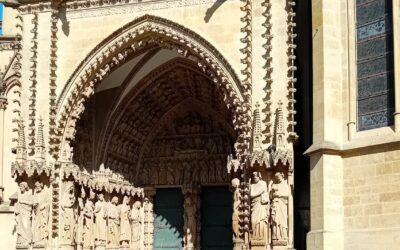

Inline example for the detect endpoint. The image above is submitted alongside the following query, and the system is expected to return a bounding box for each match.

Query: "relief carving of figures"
[60,182,76,246]
[270,172,289,245]
[94,193,107,246]
[32,180,50,246]
[76,187,86,249]
[107,197,120,247]
[83,189,95,248]
[119,196,131,247]
[231,178,240,242]
[15,182,33,247]
[130,201,143,250]
[250,171,270,245]
[184,192,197,250]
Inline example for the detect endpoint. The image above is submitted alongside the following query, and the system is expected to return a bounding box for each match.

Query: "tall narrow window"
[356,0,394,131]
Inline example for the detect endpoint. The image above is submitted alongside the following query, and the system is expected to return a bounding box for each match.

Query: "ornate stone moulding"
[270,146,293,170]
[250,148,271,168]
[11,160,51,178]
[12,0,217,14]
[62,162,144,196]
[0,36,22,51]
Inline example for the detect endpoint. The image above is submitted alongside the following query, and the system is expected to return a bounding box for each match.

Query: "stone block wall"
[343,147,400,250]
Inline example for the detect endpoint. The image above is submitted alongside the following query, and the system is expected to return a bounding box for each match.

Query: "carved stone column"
[143,187,155,250]
[0,96,7,203]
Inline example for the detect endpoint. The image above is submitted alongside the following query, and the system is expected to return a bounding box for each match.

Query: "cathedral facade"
[0,0,399,250]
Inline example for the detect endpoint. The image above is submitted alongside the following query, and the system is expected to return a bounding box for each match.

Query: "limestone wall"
[343,146,400,250]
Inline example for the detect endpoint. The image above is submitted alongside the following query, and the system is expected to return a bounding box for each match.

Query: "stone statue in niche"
[76,187,86,250]
[270,172,289,245]
[94,193,107,246]
[130,201,143,250]
[83,189,95,248]
[60,182,76,245]
[184,192,197,250]
[231,178,241,241]
[32,180,50,246]
[107,196,120,247]
[15,181,33,247]
[166,162,175,185]
[119,195,131,247]
[250,171,270,243]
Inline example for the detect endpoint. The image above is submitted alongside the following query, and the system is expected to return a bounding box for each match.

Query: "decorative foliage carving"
[262,0,273,142]
[28,13,39,156]
[239,0,253,156]
[286,0,298,141]
[49,8,59,146]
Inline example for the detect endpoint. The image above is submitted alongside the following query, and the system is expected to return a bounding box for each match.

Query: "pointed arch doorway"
[53,15,249,250]
[65,47,243,250]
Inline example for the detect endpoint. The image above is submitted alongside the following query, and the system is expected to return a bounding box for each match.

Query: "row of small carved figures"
[58,184,152,248]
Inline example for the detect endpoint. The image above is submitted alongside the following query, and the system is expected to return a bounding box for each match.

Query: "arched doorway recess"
[53,15,251,250]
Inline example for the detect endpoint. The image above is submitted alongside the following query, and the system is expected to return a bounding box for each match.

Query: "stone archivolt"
[53,15,250,163]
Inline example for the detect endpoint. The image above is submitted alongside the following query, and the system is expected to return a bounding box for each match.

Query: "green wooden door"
[201,186,233,250]
[154,188,184,250]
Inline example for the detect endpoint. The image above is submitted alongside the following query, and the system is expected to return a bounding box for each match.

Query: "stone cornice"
[12,0,219,14]
[304,136,400,157]
[0,36,21,51]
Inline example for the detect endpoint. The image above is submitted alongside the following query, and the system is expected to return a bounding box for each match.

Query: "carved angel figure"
[32,180,50,246]
[15,182,33,247]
